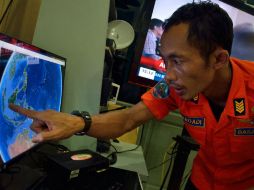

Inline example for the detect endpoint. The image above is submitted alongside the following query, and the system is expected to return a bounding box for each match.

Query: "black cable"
[118,145,140,153]
[106,143,141,165]
[159,142,178,190]
[180,170,192,189]
[107,152,118,165]
[110,143,140,154]
[106,125,145,166]
[147,150,178,171]
[0,0,14,26]
[114,124,145,153]
[110,123,146,154]
[110,143,118,152]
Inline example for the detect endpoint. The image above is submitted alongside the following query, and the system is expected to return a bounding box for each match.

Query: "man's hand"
[9,104,85,143]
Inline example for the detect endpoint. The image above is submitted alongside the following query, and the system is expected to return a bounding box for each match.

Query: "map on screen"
[0,35,65,164]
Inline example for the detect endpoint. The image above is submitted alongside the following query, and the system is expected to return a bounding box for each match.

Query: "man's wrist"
[71,111,92,135]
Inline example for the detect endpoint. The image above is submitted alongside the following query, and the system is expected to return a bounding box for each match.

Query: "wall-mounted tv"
[128,0,254,88]
[0,33,66,168]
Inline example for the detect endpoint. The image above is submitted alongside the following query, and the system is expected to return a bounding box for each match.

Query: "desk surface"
[104,141,148,179]
[0,142,146,190]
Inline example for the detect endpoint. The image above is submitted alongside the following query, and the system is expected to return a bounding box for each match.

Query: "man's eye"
[173,59,182,65]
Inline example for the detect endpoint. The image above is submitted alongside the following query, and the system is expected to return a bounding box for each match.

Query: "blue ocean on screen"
[0,51,62,163]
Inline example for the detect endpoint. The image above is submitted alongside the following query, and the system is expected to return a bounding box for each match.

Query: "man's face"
[160,23,216,100]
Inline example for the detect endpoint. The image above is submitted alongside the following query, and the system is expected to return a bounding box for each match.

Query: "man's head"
[149,18,164,38]
[160,2,233,100]
[163,1,233,61]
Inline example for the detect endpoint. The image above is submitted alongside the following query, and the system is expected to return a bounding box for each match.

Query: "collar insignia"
[191,95,199,104]
[234,98,245,116]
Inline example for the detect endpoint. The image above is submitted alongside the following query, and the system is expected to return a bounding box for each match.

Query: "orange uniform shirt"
[142,57,254,190]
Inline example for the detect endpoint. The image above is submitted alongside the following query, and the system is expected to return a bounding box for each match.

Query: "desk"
[108,141,148,180]
[0,142,146,190]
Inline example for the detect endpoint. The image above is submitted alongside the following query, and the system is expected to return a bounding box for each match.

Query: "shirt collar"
[224,58,249,119]
[185,58,249,118]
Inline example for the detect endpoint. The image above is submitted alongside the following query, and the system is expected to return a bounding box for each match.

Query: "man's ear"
[212,48,229,70]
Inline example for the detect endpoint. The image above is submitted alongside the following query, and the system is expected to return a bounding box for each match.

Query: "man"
[142,18,164,60]
[9,2,254,190]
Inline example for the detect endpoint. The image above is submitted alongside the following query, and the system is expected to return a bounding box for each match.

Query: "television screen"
[129,0,254,87]
[0,33,66,166]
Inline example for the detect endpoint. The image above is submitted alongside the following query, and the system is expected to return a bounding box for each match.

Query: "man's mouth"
[170,84,186,96]
[174,88,185,96]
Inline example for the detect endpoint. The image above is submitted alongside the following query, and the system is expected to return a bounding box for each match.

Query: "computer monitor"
[128,0,254,87]
[0,33,66,167]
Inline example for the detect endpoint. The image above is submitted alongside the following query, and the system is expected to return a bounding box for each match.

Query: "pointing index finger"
[9,103,39,120]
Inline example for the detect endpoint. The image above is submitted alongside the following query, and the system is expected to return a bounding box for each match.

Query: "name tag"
[235,128,254,136]
[183,116,205,127]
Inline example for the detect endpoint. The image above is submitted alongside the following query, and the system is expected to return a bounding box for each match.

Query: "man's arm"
[9,101,154,143]
[87,101,154,139]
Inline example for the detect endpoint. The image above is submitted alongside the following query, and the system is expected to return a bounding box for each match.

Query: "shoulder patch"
[152,79,170,99]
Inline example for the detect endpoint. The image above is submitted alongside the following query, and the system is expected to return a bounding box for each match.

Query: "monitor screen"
[0,33,66,166]
[129,0,254,87]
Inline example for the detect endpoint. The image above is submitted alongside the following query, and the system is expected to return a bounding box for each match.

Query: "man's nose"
[165,67,177,82]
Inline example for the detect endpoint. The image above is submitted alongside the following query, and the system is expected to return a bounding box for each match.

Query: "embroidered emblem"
[152,79,170,99]
[191,95,199,104]
[183,116,205,127]
[234,98,245,116]
[235,128,254,136]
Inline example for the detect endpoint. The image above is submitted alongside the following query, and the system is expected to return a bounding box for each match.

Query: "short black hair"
[149,18,164,30]
[163,1,233,60]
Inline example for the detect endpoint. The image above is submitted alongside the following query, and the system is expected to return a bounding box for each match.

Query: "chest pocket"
[229,118,254,162]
